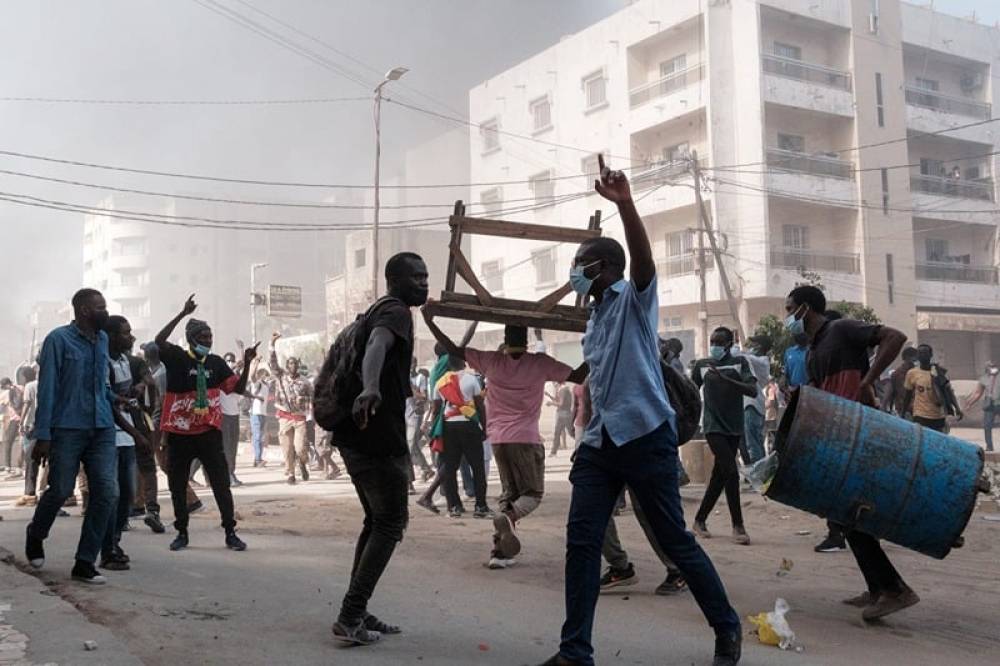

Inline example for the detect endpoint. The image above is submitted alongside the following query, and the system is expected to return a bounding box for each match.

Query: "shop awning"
[916,311,1000,333]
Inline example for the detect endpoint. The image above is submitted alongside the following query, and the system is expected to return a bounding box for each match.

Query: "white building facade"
[469,0,1000,377]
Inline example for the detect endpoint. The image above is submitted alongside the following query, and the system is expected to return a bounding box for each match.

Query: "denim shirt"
[34,323,115,440]
[581,277,675,448]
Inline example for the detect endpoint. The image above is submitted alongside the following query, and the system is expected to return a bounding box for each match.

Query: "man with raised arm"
[154,294,257,553]
[538,155,741,666]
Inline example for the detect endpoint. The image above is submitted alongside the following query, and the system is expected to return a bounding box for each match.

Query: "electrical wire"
[0,95,369,106]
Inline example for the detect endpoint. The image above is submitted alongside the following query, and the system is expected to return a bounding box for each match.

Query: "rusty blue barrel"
[767,386,984,559]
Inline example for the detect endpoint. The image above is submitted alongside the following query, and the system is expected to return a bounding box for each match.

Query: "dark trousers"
[985,406,996,452]
[134,439,159,513]
[914,416,947,432]
[559,421,739,664]
[102,446,137,557]
[552,413,574,454]
[166,429,236,533]
[23,437,41,496]
[441,421,487,511]
[222,414,240,478]
[847,527,904,597]
[695,433,744,528]
[338,448,409,625]
[409,413,430,473]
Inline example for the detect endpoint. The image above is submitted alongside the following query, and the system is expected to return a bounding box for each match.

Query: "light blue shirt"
[581,277,675,447]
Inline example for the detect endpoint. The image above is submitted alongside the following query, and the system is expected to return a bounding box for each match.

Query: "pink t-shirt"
[465,348,572,445]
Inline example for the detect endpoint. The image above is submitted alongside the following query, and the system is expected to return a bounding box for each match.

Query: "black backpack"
[660,360,702,445]
[313,297,399,431]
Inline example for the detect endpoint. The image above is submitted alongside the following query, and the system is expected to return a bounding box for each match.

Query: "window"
[783,225,810,249]
[581,153,601,189]
[481,259,503,292]
[926,238,948,262]
[354,248,366,269]
[530,96,552,133]
[774,42,802,60]
[915,77,939,92]
[920,158,945,176]
[120,300,150,318]
[531,247,557,286]
[663,142,690,163]
[112,237,146,257]
[118,270,145,287]
[583,70,607,109]
[479,187,502,216]
[875,72,885,127]
[965,165,981,180]
[886,253,894,304]
[777,133,805,153]
[665,230,695,276]
[881,168,890,214]
[480,118,500,153]
[660,54,687,77]
[529,170,555,205]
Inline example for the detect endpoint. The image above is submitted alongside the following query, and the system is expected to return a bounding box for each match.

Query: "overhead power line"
[0,95,369,106]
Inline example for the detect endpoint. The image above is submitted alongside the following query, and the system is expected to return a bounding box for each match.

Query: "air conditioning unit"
[868,13,879,34]
[961,72,984,92]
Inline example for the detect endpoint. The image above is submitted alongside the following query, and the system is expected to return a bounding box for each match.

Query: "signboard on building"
[267,285,302,318]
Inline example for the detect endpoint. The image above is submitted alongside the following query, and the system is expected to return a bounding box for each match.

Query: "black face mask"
[92,310,110,331]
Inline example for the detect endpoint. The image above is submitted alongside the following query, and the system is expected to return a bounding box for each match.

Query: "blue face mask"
[709,345,727,361]
[784,305,806,336]
[569,260,601,297]
[192,343,211,357]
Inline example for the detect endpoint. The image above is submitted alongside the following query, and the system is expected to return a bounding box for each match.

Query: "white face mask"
[990,367,999,376]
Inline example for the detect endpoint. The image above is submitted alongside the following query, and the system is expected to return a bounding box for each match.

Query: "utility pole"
[371,66,409,298]
[250,262,268,344]
[691,151,747,345]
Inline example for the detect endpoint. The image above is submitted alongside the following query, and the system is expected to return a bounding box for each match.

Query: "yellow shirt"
[904,367,944,420]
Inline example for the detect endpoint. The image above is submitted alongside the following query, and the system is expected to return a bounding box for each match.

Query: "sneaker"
[286,475,297,485]
[169,532,190,551]
[416,496,440,515]
[144,511,166,534]
[447,506,465,518]
[100,554,130,571]
[25,525,45,569]
[488,556,517,570]
[473,506,495,519]
[326,469,342,480]
[713,630,742,666]
[300,463,309,482]
[225,531,247,551]
[56,509,70,518]
[862,586,920,622]
[71,560,107,585]
[362,613,401,635]
[842,591,876,608]
[331,620,381,647]
[15,495,37,507]
[113,546,131,563]
[655,571,688,596]
[692,520,712,539]
[732,526,751,546]
[492,513,522,558]
[814,534,847,553]
[231,477,243,487]
[599,564,638,592]
[187,500,205,514]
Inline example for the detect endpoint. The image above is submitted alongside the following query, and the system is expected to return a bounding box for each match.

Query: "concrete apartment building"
[468,0,1000,377]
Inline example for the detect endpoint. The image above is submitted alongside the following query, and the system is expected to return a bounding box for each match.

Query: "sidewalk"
[0,549,142,666]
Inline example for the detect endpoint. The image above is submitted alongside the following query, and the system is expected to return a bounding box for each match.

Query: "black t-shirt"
[807,318,881,401]
[691,354,755,436]
[157,341,236,435]
[333,298,414,457]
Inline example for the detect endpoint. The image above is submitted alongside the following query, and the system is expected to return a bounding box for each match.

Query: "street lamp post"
[372,66,409,297]
[250,262,268,344]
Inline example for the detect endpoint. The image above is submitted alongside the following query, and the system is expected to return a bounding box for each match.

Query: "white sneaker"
[488,556,517,570]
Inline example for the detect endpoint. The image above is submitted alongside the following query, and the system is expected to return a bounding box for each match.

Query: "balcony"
[770,247,860,274]
[761,54,851,91]
[629,64,704,109]
[910,173,994,202]
[916,261,998,285]
[905,86,990,121]
[631,160,690,192]
[767,148,853,180]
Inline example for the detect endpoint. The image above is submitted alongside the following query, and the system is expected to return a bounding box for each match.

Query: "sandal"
[332,621,381,647]
[364,613,402,635]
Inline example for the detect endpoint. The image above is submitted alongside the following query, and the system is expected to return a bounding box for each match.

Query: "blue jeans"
[102,445,137,557]
[559,421,740,664]
[984,406,996,452]
[28,428,118,564]
[250,414,266,463]
[742,407,765,464]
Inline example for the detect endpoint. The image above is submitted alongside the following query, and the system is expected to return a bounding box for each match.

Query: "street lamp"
[250,262,268,344]
[372,65,409,297]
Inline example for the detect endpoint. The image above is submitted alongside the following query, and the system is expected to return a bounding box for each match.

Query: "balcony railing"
[767,148,854,180]
[917,261,998,285]
[629,64,704,108]
[910,173,995,201]
[771,247,861,274]
[761,54,852,91]
[657,253,715,278]
[905,86,991,120]
[631,160,691,191]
